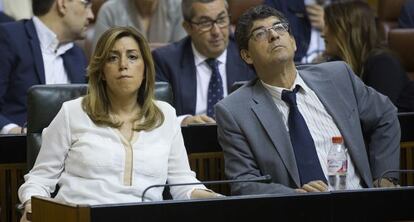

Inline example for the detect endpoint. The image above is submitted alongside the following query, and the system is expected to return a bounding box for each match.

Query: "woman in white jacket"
[19,26,219,222]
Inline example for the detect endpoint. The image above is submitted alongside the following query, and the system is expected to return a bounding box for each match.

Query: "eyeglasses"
[79,0,92,9]
[249,23,290,41]
[189,16,230,32]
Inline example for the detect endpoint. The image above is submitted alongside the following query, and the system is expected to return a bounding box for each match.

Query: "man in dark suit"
[216,5,399,195]
[152,0,255,126]
[0,0,94,134]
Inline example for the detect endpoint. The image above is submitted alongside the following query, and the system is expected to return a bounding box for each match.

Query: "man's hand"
[295,180,328,193]
[181,115,215,126]
[306,4,325,31]
[9,126,26,134]
[373,178,399,188]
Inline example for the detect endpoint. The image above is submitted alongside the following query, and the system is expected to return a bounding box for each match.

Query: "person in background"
[18,26,221,222]
[323,1,414,111]
[264,0,331,63]
[216,5,399,196]
[0,0,94,134]
[152,0,255,126]
[399,0,414,28]
[93,0,185,50]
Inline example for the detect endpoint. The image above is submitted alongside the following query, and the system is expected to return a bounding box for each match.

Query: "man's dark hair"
[235,5,290,51]
[32,0,56,16]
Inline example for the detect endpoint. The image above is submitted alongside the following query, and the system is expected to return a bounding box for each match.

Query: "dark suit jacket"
[0,12,14,23]
[399,0,414,28]
[152,36,256,116]
[0,19,87,129]
[216,61,400,195]
[264,0,311,62]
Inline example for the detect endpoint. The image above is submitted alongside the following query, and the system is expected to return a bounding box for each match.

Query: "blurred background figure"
[323,0,414,111]
[264,0,332,63]
[0,0,93,134]
[399,0,414,28]
[93,0,185,51]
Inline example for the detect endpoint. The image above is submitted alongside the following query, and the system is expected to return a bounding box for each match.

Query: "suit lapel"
[62,52,84,83]
[251,81,301,187]
[179,39,197,114]
[225,41,239,93]
[25,20,45,84]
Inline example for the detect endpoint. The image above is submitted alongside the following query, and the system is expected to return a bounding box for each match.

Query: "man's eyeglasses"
[189,16,230,32]
[79,0,92,9]
[249,23,290,41]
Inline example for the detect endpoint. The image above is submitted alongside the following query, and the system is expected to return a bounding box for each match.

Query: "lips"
[118,75,132,79]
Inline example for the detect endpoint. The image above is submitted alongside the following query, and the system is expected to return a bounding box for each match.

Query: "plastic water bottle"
[327,136,347,190]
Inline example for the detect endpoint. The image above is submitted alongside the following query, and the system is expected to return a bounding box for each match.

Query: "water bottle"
[327,136,347,190]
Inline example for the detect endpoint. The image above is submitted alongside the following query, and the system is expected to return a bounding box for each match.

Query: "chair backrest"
[26,82,173,171]
[228,0,264,25]
[377,0,406,42]
[398,112,414,185]
[388,28,414,80]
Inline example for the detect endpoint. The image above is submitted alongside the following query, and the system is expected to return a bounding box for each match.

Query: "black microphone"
[141,175,272,202]
[377,169,414,186]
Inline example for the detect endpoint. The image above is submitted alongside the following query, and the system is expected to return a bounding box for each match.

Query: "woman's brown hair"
[324,1,384,77]
[82,26,164,131]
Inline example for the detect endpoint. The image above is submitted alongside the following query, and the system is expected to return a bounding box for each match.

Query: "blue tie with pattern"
[281,85,327,185]
[205,58,224,118]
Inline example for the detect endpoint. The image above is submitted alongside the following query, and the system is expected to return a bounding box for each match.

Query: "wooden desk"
[30,187,414,222]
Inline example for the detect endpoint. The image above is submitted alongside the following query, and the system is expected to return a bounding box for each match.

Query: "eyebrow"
[108,49,139,54]
[250,21,283,33]
[196,11,227,21]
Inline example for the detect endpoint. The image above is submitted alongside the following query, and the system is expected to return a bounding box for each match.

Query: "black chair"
[26,82,173,171]
[398,112,414,185]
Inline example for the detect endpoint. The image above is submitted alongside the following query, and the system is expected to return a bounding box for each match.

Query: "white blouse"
[19,97,205,205]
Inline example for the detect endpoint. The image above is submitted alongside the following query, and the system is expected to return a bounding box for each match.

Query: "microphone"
[377,169,414,186]
[141,175,272,202]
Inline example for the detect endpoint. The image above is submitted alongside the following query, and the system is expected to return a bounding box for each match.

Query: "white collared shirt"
[176,44,228,123]
[261,72,362,190]
[18,98,205,204]
[32,16,73,84]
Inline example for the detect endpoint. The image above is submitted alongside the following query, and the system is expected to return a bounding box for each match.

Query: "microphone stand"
[141,175,272,202]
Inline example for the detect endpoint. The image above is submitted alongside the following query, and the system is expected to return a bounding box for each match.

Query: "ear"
[56,0,67,16]
[182,21,192,35]
[240,49,253,65]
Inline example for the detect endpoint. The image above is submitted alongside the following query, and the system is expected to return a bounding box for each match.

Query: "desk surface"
[32,187,414,222]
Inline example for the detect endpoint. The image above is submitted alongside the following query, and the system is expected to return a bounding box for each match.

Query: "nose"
[210,22,220,35]
[87,7,94,21]
[268,28,280,42]
[119,56,128,71]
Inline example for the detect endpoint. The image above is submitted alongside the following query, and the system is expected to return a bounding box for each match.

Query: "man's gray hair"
[182,0,229,21]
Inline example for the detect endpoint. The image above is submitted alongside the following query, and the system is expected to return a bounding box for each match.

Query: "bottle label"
[328,159,347,175]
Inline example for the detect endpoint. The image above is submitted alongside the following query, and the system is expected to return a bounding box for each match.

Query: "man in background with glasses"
[152,0,255,126]
[216,5,400,196]
[0,0,94,135]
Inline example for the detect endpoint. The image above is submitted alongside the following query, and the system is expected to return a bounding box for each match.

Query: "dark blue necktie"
[205,58,224,118]
[281,85,327,185]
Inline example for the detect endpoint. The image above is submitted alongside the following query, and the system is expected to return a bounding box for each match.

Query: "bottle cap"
[332,136,343,144]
